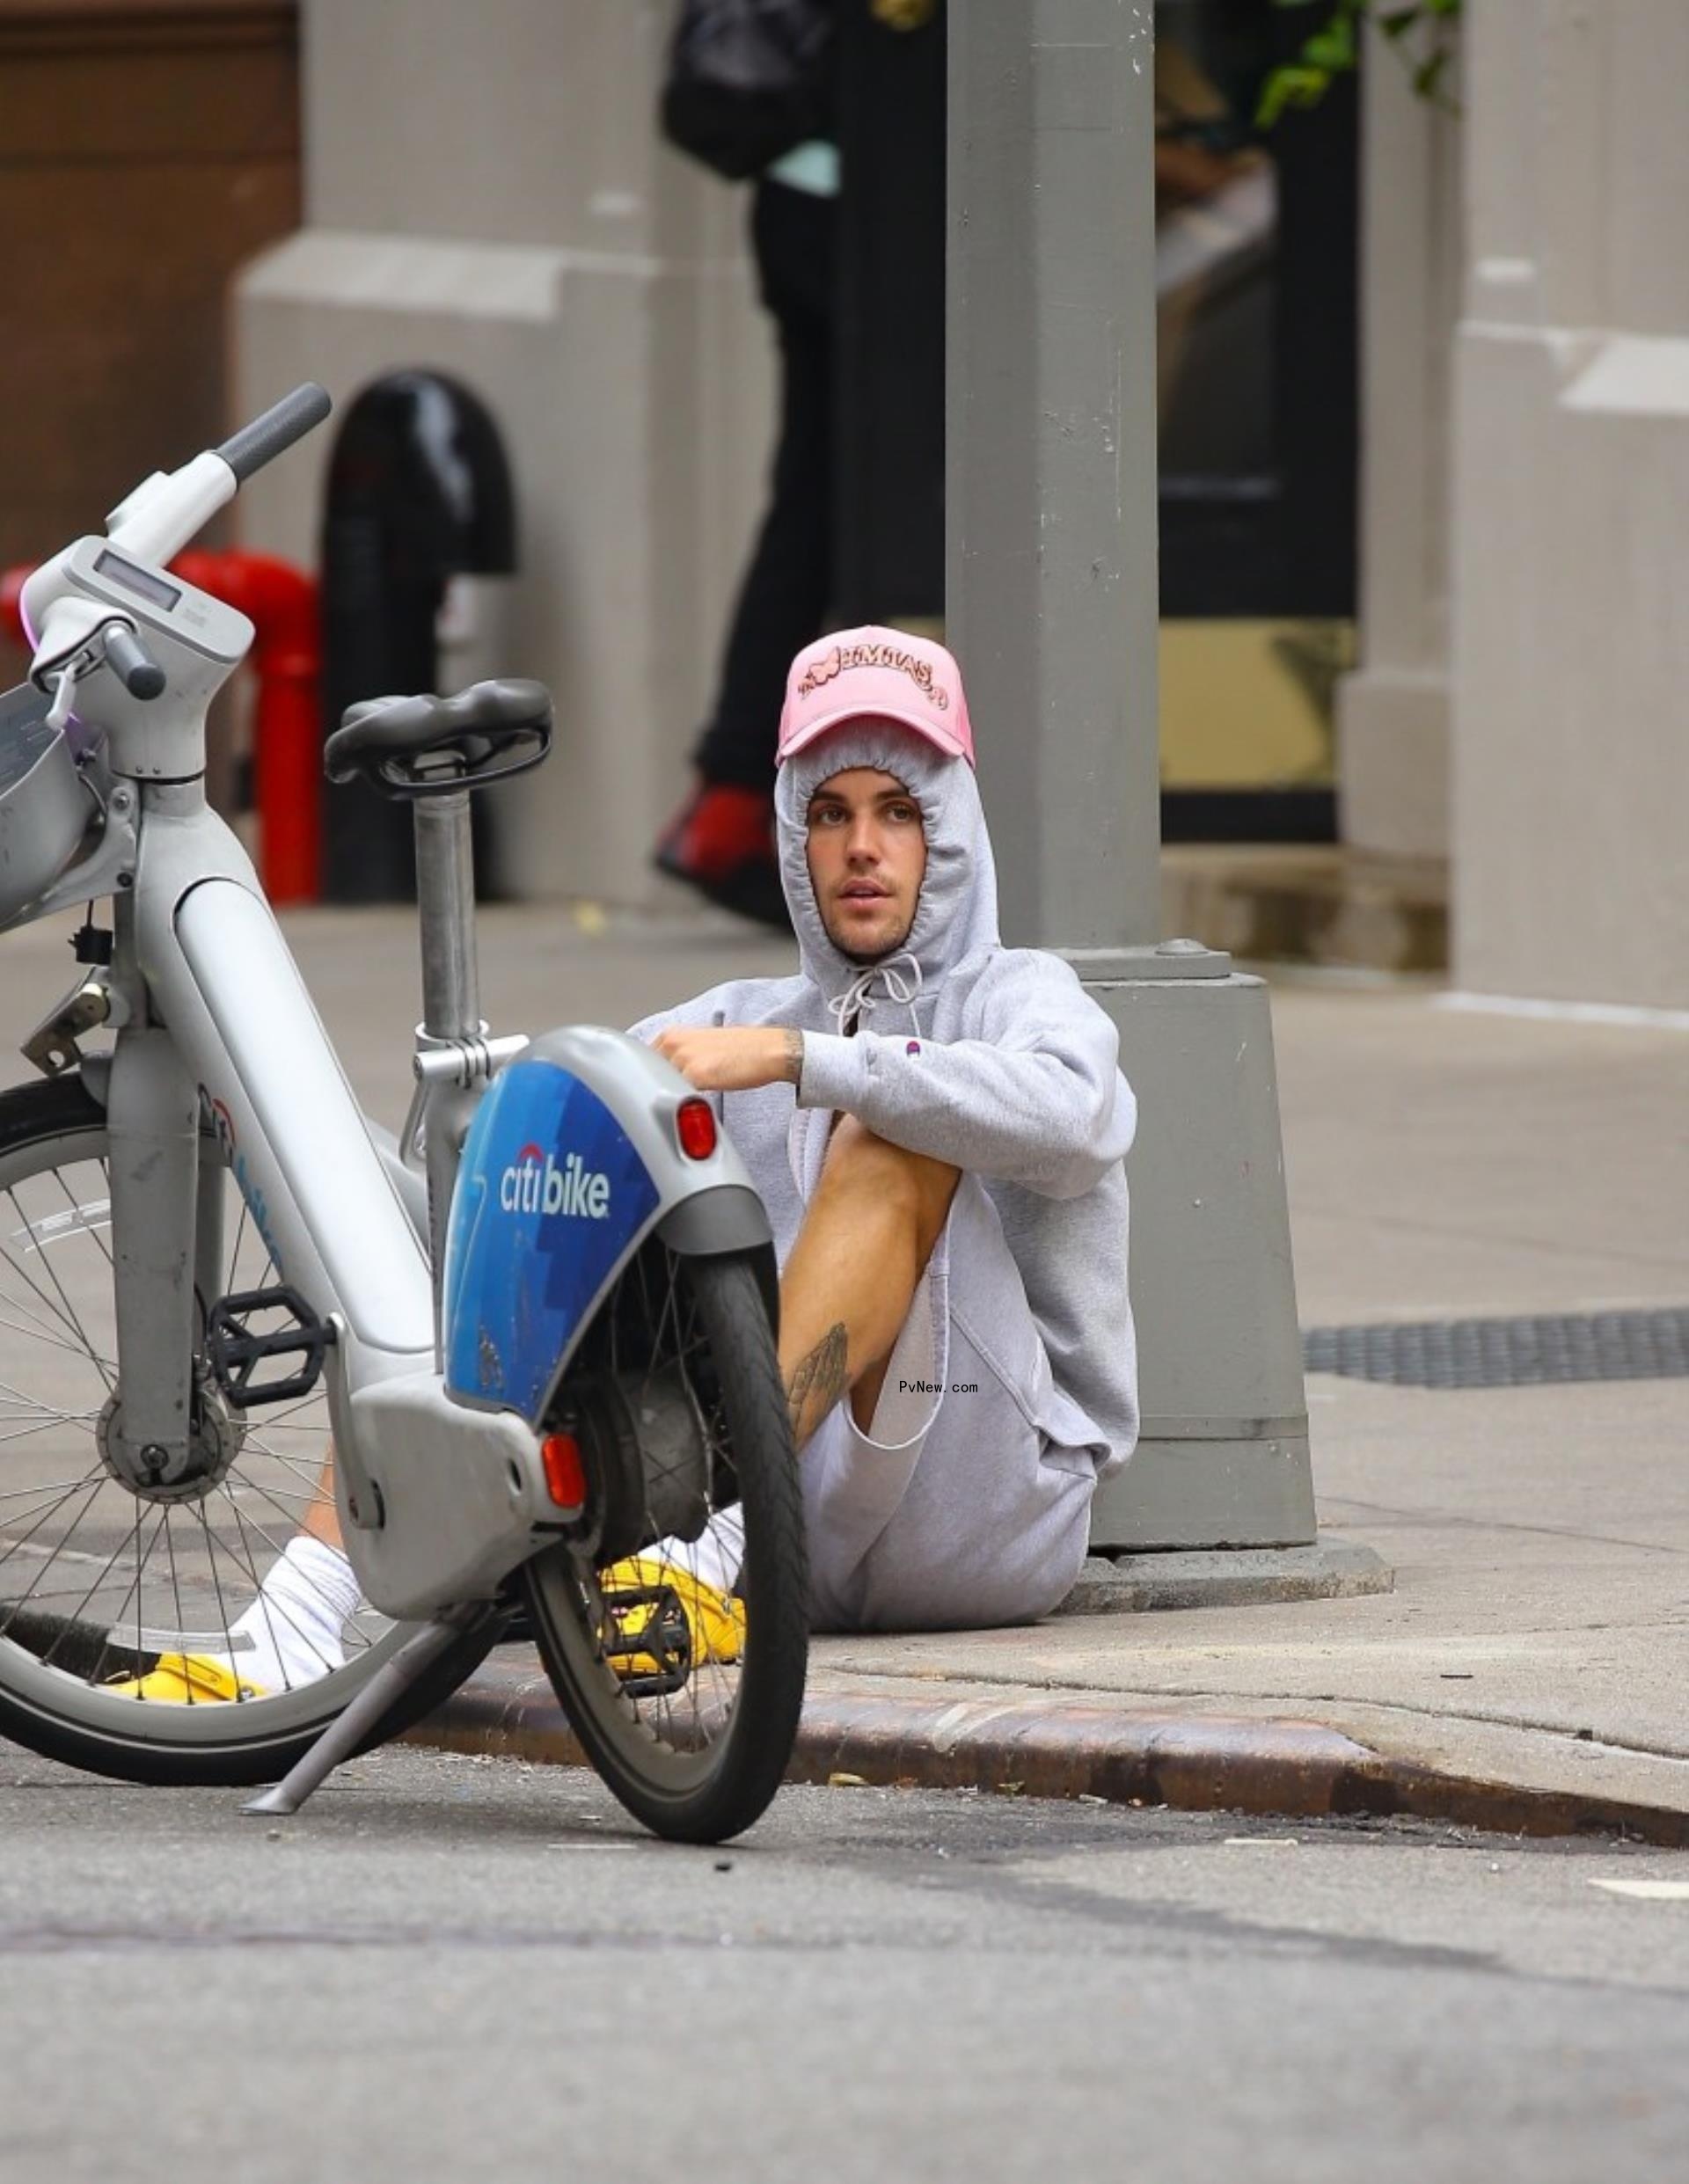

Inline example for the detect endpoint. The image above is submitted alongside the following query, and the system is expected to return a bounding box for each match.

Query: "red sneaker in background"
[653,782,792,932]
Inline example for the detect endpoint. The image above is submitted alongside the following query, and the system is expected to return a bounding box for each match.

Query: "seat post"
[412,785,482,1333]
[413,787,479,1041]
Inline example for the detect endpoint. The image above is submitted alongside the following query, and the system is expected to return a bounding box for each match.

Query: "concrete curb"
[1063,1541,1393,1615]
[407,1663,1689,1850]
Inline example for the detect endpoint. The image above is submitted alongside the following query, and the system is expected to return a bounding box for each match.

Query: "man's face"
[806,765,928,961]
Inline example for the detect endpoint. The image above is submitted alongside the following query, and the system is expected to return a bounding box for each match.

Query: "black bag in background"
[660,0,836,182]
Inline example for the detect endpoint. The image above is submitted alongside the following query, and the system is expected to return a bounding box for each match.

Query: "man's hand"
[652,1026,803,1093]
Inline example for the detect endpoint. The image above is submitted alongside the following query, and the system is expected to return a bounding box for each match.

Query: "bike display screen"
[93,550,181,612]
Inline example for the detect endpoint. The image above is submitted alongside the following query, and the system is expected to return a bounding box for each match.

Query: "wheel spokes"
[563,1243,754,1759]
[0,1129,385,1726]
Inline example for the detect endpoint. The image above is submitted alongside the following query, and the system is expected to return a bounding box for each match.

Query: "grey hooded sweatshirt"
[630,720,1139,1490]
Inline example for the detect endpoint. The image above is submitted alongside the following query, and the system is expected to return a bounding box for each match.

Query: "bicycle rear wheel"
[0,1074,494,1786]
[521,1238,808,1844]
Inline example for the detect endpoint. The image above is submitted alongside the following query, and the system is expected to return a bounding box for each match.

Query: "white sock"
[224,1536,362,1693]
[650,1507,745,1596]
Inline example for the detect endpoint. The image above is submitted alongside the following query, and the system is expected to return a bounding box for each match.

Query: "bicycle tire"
[0,1073,499,1787]
[522,1245,808,1844]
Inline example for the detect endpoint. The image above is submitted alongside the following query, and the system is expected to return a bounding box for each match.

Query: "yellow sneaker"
[106,1652,264,1703]
[598,1557,745,1684]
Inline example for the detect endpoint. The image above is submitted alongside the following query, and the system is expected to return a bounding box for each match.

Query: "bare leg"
[778,1116,960,1446]
[302,1457,343,1550]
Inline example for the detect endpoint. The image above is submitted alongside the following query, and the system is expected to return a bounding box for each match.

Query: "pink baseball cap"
[777,625,975,769]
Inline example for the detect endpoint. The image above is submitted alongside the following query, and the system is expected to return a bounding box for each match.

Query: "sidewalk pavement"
[12,898,1686,1838]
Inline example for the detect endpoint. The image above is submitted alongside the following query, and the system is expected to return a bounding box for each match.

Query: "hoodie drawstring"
[826,953,925,1040]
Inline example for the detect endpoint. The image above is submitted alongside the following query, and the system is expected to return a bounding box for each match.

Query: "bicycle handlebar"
[100,383,333,570]
[104,622,166,700]
[215,383,333,486]
[25,382,332,702]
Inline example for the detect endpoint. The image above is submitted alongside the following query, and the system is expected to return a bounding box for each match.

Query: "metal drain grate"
[1303,1308,1689,1390]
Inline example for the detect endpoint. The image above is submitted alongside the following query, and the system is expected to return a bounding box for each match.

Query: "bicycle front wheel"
[0,1073,494,1786]
[522,1239,808,1844]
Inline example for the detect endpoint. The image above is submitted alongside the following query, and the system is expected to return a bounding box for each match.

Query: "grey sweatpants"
[800,1169,1102,1633]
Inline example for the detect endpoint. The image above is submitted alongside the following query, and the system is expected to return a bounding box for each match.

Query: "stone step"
[1161,844,1448,972]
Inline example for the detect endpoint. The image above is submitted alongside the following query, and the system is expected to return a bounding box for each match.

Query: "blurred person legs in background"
[654,157,837,932]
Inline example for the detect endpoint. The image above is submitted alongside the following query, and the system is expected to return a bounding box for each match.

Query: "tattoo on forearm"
[786,1321,848,1446]
[782,1028,804,1087]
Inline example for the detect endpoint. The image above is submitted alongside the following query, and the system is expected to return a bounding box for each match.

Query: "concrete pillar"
[1338,34,1462,862]
[230,0,773,904]
[1452,0,1689,1007]
[946,0,1160,951]
[950,4,1348,1563]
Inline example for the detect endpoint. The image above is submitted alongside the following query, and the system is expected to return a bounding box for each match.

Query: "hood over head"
[774,719,1001,1022]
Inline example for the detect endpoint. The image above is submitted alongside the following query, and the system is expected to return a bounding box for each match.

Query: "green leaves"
[1256,0,1461,128]
[1302,13,1357,70]
[1413,47,1451,99]
[1257,63,1332,128]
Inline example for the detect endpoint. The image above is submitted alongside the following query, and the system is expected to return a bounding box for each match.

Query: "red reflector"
[676,1097,717,1160]
[540,1432,586,1509]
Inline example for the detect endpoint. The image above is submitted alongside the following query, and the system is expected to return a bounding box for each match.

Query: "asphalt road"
[2,1745,1687,2184]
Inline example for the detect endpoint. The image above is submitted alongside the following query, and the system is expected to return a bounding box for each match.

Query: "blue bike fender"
[442,1026,771,1425]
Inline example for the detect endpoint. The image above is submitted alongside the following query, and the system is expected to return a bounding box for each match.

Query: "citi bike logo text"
[207,1092,284,1274]
[500,1143,611,1220]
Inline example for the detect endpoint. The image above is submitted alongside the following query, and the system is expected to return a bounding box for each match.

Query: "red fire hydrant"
[1,551,322,906]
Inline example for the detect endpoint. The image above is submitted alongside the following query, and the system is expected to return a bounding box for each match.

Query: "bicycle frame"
[8,389,777,1638]
[102,772,591,1618]
[10,499,542,1618]
[123,781,436,1394]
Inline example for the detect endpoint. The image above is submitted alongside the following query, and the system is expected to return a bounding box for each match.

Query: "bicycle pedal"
[601,1581,692,1698]
[205,1285,334,1409]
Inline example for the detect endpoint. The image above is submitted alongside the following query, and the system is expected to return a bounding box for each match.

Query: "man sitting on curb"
[629,625,1138,1633]
[115,626,1138,1698]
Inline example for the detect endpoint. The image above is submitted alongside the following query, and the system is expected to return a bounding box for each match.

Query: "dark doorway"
[1154,0,1360,842]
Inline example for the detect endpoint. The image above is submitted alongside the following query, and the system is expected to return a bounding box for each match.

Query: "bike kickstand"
[241,1611,475,1819]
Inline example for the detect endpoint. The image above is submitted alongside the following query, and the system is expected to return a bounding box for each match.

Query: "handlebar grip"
[215,383,333,485]
[104,623,166,701]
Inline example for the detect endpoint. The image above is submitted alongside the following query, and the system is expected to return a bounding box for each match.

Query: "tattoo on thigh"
[786,1322,849,1443]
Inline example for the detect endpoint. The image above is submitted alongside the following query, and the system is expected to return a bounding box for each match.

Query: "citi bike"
[0,384,808,1842]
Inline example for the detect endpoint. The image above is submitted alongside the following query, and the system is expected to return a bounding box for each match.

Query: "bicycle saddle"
[325,678,552,799]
